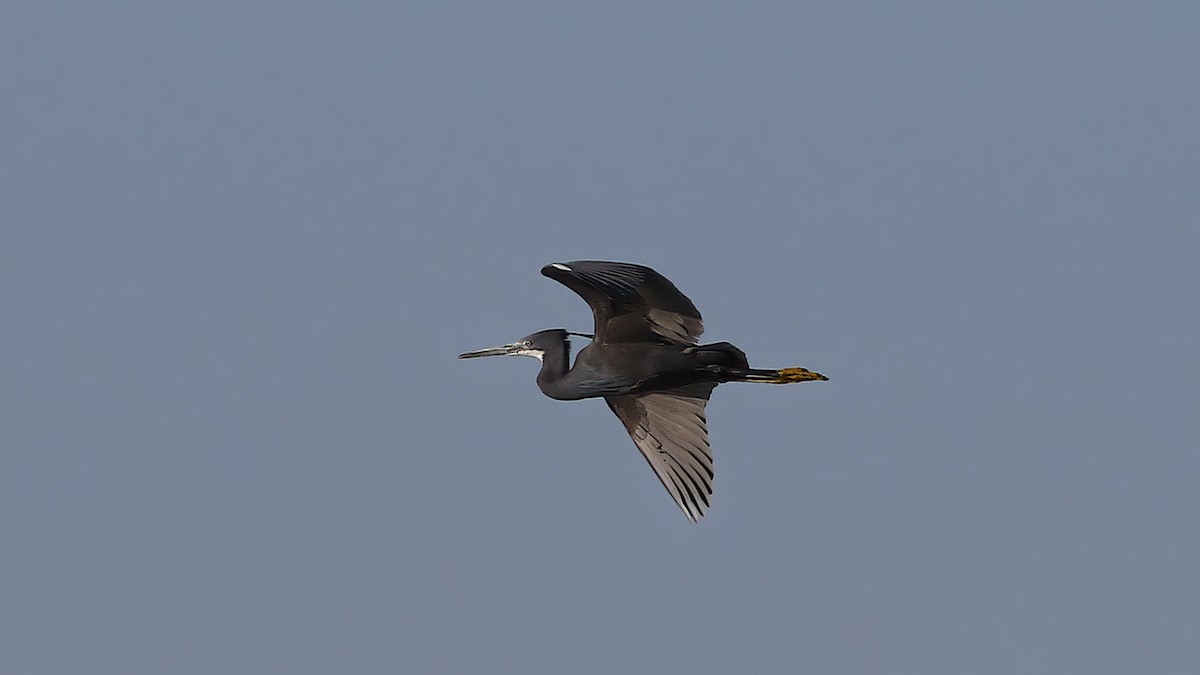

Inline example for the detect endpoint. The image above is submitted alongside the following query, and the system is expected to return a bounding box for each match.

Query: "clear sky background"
[3,3,1197,674]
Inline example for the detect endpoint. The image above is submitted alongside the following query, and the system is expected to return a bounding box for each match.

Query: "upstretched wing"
[541,261,704,345]
[606,383,716,522]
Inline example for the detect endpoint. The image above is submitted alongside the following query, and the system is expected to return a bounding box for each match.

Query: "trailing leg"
[717,365,828,384]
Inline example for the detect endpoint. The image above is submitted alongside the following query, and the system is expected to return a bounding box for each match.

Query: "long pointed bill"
[457,343,522,359]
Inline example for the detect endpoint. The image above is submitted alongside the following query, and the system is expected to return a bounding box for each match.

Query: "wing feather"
[542,261,704,345]
[606,383,716,522]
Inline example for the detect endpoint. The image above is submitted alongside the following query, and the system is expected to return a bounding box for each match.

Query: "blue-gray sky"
[3,3,1198,673]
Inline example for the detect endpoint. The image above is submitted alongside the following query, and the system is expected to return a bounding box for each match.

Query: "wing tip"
[540,262,572,277]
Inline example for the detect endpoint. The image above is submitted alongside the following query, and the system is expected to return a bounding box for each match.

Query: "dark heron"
[459,261,827,522]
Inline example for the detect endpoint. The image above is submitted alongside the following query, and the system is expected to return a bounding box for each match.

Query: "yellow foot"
[773,367,829,383]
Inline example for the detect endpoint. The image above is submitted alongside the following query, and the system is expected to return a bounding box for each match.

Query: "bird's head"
[458,328,584,363]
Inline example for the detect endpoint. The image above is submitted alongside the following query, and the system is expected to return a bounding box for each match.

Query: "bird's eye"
[522,340,532,348]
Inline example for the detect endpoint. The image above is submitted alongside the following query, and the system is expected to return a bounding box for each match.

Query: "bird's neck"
[535,336,575,400]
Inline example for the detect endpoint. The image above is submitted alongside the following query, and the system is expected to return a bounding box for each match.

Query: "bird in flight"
[459,261,827,522]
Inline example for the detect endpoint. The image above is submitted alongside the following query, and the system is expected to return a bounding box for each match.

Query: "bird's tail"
[725,366,829,384]
[686,343,827,384]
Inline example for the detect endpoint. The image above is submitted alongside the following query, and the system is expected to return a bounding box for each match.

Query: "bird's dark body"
[537,335,751,401]
[459,260,826,522]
